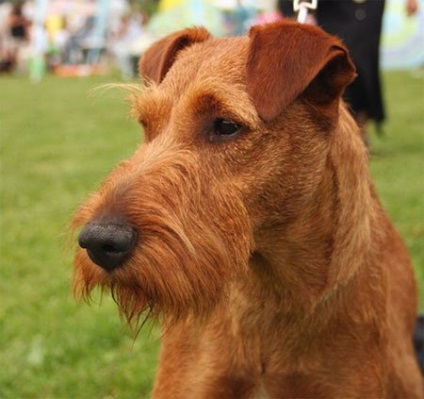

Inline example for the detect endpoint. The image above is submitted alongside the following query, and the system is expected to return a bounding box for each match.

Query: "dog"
[73,21,424,398]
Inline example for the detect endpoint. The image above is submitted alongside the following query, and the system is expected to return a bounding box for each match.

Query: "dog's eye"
[211,118,241,142]
[214,119,239,135]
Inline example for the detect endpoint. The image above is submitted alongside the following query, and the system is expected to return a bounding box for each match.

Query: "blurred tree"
[129,0,159,15]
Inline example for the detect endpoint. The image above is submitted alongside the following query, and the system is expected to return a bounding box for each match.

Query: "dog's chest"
[253,383,272,399]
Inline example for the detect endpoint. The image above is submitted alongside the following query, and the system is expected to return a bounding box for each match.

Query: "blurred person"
[0,1,13,72]
[63,15,96,65]
[46,16,70,68]
[109,12,144,79]
[278,0,418,143]
[9,1,30,43]
[5,1,31,72]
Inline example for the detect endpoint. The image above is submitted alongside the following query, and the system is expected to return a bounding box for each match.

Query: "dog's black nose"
[78,219,137,271]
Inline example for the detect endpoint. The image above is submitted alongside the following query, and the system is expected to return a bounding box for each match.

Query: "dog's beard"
[72,145,252,327]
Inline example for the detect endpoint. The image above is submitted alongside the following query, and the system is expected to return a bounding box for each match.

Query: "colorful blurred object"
[159,0,187,11]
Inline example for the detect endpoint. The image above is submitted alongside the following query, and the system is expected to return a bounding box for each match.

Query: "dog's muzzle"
[78,218,137,271]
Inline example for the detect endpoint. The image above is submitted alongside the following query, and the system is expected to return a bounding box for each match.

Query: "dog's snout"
[78,219,137,271]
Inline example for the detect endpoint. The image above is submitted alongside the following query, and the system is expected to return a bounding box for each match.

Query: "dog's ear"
[246,21,356,121]
[139,27,211,84]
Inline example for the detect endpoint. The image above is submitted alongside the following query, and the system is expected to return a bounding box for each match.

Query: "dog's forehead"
[162,36,249,92]
[133,36,259,133]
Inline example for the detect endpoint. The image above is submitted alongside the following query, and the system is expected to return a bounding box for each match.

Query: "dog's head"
[73,21,370,325]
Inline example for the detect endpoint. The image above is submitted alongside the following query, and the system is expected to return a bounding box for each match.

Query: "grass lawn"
[0,70,423,398]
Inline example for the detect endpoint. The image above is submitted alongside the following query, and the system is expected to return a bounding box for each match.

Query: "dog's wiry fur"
[73,21,423,398]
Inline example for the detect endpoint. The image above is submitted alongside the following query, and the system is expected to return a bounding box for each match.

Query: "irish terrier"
[73,21,423,398]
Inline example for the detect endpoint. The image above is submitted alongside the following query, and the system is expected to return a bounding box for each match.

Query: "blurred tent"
[381,0,424,69]
[130,0,265,58]
[159,0,185,11]
[148,0,224,36]
[47,0,96,17]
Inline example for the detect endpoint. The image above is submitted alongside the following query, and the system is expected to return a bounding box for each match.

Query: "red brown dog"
[73,21,424,398]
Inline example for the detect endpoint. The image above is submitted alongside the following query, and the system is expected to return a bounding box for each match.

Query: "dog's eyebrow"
[131,86,172,125]
[131,83,261,131]
[185,83,261,128]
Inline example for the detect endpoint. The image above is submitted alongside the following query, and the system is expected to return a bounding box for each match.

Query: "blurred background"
[0,0,423,398]
[0,0,423,79]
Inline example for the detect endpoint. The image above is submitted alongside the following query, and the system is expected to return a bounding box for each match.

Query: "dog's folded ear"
[246,21,356,121]
[139,27,211,84]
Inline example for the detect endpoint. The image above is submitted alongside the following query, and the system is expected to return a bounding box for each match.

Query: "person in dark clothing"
[6,1,30,71]
[9,2,30,42]
[278,0,418,135]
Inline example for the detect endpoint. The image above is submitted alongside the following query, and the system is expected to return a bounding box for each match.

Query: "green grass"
[0,74,159,399]
[369,71,424,298]
[0,70,423,398]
